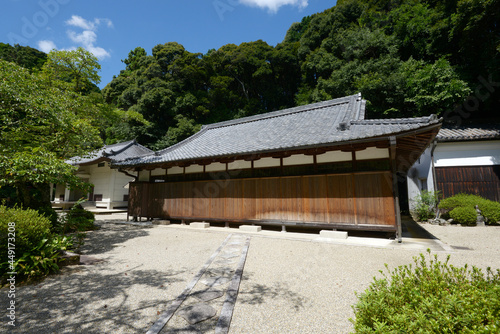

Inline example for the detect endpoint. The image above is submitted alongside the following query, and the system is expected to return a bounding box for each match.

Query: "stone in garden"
[177,303,217,324]
[191,289,224,302]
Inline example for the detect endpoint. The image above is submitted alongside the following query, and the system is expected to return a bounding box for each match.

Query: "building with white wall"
[53,140,153,210]
[408,125,500,210]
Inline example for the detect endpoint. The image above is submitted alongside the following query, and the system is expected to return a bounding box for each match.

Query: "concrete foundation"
[319,230,348,239]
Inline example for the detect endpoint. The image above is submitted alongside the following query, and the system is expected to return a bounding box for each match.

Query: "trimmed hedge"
[449,206,477,226]
[0,205,51,257]
[0,205,74,281]
[438,194,500,225]
[351,251,500,333]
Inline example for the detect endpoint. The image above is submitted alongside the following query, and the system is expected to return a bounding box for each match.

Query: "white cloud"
[63,15,112,59]
[86,45,111,59]
[66,15,96,31]
[38,40,57,53]
[239,0,308,13]
[68,30,97,45]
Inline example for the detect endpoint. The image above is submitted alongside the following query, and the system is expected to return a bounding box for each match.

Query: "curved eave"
[114,122,441,173]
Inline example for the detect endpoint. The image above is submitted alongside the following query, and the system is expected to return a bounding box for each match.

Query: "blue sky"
[2,0,337,88]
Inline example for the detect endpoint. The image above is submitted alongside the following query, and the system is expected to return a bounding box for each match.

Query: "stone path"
[146,234,250,334]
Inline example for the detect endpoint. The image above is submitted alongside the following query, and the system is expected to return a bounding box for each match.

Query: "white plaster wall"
[112,171,134,202]
[283,154,314,166]
[185,165,204,174]
[167,166,184,175]
[151,168,166,176]
[89,164,112,201]
[356,147,390,160]
[253,157,280,168]
[206,162,227,172]
[434,141,500,167]
[228,160,252,170]
[407,146,436,211]
[316,151,352,163]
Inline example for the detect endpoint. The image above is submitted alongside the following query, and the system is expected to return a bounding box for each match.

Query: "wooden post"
[390,136,403,243]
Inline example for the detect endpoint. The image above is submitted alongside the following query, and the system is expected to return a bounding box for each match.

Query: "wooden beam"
[390,136,402,243]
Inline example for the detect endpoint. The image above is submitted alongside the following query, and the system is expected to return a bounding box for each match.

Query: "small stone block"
[152,219,170,225]
[239,225,261,232]
[320,230,348,239]
[190,222,210,229]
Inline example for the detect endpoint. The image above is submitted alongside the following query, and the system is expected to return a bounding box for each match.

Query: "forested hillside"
[102,0,499,149]
[0,42,47,71]
[3,0,498,150]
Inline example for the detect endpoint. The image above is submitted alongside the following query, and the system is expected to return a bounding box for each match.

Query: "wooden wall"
[436,166,500,202]
[128,171,396,230]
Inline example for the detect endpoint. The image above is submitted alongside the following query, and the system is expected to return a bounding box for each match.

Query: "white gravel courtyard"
[2,217,500,334]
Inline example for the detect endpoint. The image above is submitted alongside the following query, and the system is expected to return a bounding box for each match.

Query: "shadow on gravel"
[3,265,187,333]
[0,223,188,333]
[79,223,152,255]
[237,273,308,311]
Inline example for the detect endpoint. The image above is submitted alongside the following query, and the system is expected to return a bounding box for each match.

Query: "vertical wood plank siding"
[128,172,396,227]
[435,166,500,202]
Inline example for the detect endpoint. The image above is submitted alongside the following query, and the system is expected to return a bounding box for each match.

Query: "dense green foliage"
[0,48,147,212]
[410,190,440,221]
[0,43,47,71]
[56,199,97,233]
[439,193,500,225]
[351,251,500,333]
[102,0,499,149]
[449,206,478,226]
[0,205,52,258]
[0,205,79,281]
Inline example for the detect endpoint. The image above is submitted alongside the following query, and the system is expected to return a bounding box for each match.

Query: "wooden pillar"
[390,136,402,243]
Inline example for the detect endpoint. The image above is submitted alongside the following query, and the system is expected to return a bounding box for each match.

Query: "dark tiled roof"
[114,94,440,167]
[68,140,153,165]
[437,125,500,142]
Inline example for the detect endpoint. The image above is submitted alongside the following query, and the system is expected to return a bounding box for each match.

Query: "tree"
[0,59,102,214]
[42,47,101,94]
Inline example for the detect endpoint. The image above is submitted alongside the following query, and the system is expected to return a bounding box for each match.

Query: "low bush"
[438,193,482,212]
[13,235,72,280]
[351,250,500,333]
[0,206,74,281]
[438,193,500,225]
[0,205,51,257]
[479,200,500,224]
[411,190,440,221]
[56,199,97,233]
[449,206,477,226]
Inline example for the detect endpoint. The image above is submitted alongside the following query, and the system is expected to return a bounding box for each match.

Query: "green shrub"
[0,206,75,281]
[57,199,96,233]
[478,200,500,224]
[439,194,500,225]
[438,193,482,212]
[411,190,440,221]
[449,206,477,226]
[13,235,73,280]
[0,205,51,257]
[351,250,500,333]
